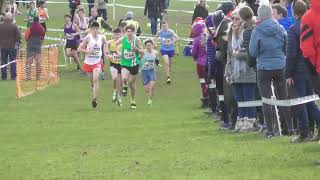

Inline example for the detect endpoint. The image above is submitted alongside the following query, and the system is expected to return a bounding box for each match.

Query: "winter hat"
[193,23,206,37]
[126,11,133,19]
[216,2,235,16]
[239,5,254,21]
[257,4,273,21]
[205,15,214,28]
[212,10,225,28]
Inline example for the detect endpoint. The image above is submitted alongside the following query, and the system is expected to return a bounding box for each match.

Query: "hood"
[205,15,214,28]
[193,23,206,37]
[311,0,320,11]
[256,19,285,37]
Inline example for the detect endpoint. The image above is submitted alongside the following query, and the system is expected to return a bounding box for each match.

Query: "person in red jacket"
[300,0,320,94]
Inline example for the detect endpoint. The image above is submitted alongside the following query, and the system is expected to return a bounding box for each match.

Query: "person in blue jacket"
[271,3,292,31]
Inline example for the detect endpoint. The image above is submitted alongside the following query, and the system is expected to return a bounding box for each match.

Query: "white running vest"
[84,34,103,65]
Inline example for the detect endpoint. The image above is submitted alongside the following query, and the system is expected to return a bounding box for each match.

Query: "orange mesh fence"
[16,47,59,98]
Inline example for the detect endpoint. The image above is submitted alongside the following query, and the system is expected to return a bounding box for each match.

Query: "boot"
[230,117,244,133]
[312,128,320,141]
[240,117,257,132]
[290,129,312,143]
[200,98,209,109]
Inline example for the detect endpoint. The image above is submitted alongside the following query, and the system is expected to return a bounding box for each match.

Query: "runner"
[74,8,89,42]
[24,1,37,28]
[116,25,143,109]
[154,21,178,84]
[78,21,108,108]
[107,27,123,106]
[139,39,159,105]
[64,14,81,71]
[37,0,49,32]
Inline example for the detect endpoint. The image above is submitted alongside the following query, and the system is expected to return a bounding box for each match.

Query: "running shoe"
[77,65,81,71]
[92,99,97,108]
[131,101,136,109]
[122,87,128,97]
[112,91,117,102]
[147,99,152,106]
[166,78,171,84]
[100,72,105,80]
[117,95,123,106]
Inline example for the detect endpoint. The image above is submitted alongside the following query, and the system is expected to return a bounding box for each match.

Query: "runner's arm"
[154,31,160,46]
[171,30,179,44]
[155,51,160,65]
[45,8,49,20]
[78,36,90,54]
[115,37,124,46]
[72,24,81,36]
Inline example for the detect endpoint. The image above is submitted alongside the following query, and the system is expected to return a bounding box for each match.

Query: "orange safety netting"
[16,47,59,98]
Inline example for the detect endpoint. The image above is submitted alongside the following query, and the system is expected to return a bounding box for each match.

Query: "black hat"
[212,10,225,28]
[216,2,235,16]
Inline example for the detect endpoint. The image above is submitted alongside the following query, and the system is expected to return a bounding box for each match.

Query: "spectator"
[213,8,238,130]
[25,16,45,80]
[37,0,49,32]
[144,0,164,35]
[192,0,208,24]
[87,0,94,16]
[0,12,21,80]
[249,4,294,137]
[98,0,108,20]
[225,9,257,132]
[191,23,209,108]
[271,3,292,31]
[300,0,320,95]
[88,7,112,33]
[244,0,259,16]
[68,0,81,22]
[286,0,320,143]
[205,14,218,116]
[118,12,141,36]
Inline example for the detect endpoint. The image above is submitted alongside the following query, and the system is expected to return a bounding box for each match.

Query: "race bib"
[124,50,134,59]
[66,34,74,40]
[112,52,122,62]
[89,47,101,57]
[144,60,154,69]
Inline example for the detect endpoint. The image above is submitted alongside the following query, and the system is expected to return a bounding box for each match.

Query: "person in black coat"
[191,0,208,23]
[144,0,164,35]
[286,0,320,143]
[87,0,94,16]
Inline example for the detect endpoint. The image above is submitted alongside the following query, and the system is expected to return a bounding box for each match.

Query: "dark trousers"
[149,17,158,35]
[98,9,107,20]
[233,83,257,118]
[87,0,95,16]
[257,69,294,133]
[1,48,17,80]
[293,78,320,131]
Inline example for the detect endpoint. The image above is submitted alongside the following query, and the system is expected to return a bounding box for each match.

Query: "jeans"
[87,0,95,16]
[149,17,158,35]
[1,48,17,80]
[293,78,320,131]
[257,69,294,133]
[233,83,257,118]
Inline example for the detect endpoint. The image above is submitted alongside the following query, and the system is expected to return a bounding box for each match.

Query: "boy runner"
[107,27,123,106]
[139,39,159,105]
[116,25,143,109]
[78,21,108,108]
[154,21,178,84]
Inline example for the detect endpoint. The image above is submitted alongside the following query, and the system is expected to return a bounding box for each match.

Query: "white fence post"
[113,0,116,22]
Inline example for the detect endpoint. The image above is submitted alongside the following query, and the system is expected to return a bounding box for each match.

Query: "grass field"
[0,0,320,179]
